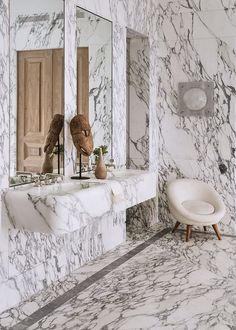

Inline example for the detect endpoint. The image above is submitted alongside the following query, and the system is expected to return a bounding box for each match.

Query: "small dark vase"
[95,148,107,179]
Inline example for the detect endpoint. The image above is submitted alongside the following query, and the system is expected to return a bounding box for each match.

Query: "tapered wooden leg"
[203,226,207,232]
[212,224,222,240]
[172,221,180,233]
[186,225,192,242]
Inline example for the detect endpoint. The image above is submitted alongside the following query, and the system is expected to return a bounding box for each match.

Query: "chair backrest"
[167,179,222,207]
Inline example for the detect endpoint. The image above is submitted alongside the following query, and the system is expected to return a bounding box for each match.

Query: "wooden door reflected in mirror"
[17,47,89,172]
[17,49,64,173]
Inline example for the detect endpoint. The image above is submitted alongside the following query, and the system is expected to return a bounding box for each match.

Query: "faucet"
[32,173,64,186]
[16,171,33,183]
[32,173,45,187]
[106,159,116,170]
[44,173,64,184]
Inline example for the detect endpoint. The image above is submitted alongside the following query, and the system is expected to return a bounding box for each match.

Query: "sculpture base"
[71,176,90,180]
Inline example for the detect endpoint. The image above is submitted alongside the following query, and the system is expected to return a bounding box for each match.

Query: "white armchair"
[167,179,226,242]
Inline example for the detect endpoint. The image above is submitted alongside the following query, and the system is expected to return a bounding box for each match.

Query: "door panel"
[52,49,65,172]
[17,50,53,172]
[17,47,89,172]
[77,47,89,163]
[77,47,89,117]
[53,49,64,116]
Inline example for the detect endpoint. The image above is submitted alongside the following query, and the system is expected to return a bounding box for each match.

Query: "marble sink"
[3,170,156,234]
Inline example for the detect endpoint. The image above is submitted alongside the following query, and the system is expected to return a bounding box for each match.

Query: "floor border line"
[9,228,171,330]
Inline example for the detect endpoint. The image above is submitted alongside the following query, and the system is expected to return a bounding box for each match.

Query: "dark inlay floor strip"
[10,228,170,330]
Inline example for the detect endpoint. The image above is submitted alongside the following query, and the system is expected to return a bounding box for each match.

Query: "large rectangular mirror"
[9,0,64,185]
[76,7,112,168]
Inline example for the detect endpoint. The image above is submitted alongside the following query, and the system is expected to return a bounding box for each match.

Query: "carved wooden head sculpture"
[43,114,64,154]
[70,114,93,156]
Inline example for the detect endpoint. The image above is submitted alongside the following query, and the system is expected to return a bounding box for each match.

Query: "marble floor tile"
[5,228,236,330]
[0,224,166,329]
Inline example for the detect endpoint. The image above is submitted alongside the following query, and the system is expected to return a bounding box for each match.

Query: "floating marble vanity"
[3,170,156,235]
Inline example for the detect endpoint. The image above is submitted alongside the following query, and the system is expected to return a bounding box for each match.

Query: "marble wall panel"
[157,0,236,234]
[8,230,66,278]
[65,211,126,273]
[0,210,126,313]
[127,36,150,170]
[0,0,9,189]
[0,0,236,314]
[64,0,77,176]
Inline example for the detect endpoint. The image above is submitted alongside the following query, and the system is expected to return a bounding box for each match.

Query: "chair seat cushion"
[182,200,214,215]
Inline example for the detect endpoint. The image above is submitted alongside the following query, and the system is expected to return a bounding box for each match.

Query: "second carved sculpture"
[70,114,94,180]
[70,114,93,156]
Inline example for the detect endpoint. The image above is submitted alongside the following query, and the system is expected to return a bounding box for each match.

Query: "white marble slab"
[2,228,234,330]
[3,170,156,234]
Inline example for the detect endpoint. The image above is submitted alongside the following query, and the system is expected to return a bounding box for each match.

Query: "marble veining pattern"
[9,6,64,177]
[126,32,159,235]
[1,228,234,330]
[0,225,153,329]
[76,10,112,160]
[0,170,154,313]
[28,234,236,329]
[127,36,150,170]
[156,0,236,235]
[64,0,77,176]
[0,211,126,314]
[3,170,156,234]
[0,0,236,316]
[0,0,9,189]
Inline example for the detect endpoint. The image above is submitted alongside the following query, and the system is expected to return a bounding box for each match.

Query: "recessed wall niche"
[178,81,214,117]
[126,28,150,170]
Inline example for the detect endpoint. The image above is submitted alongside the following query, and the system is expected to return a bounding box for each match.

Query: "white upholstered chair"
[167,179,226,242]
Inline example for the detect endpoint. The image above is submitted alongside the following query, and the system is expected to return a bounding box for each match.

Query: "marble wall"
[0,210,125,312]
[126,31,157,234]
[0,0,159,313]
[0,0,10,297]
[0,0,236,314]
[157,0,236,234]
[0,0,9,190]
[127,34,150,170]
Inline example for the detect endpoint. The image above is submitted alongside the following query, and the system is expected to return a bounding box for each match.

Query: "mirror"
[9,0,64,185]
[76,7,112,170]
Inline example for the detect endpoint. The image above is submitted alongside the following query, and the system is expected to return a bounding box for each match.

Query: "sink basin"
[107,169,142,180]
[3,170,156,235]
[27,181,101,196]
[3,180,110,234]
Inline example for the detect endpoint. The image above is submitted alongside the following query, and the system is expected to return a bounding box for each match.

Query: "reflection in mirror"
[76,7,112,171]
[9,0,64,186]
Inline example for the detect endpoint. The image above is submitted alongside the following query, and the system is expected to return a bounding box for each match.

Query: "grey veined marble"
[1,228,235,330]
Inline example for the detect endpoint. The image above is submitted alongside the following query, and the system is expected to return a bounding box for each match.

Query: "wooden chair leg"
[212,224,222,240]
[186,225,192,242]
[172,221,180,233]
[203,226,207,232]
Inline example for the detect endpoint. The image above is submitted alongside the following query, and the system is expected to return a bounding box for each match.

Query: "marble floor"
[1,225,236,330]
